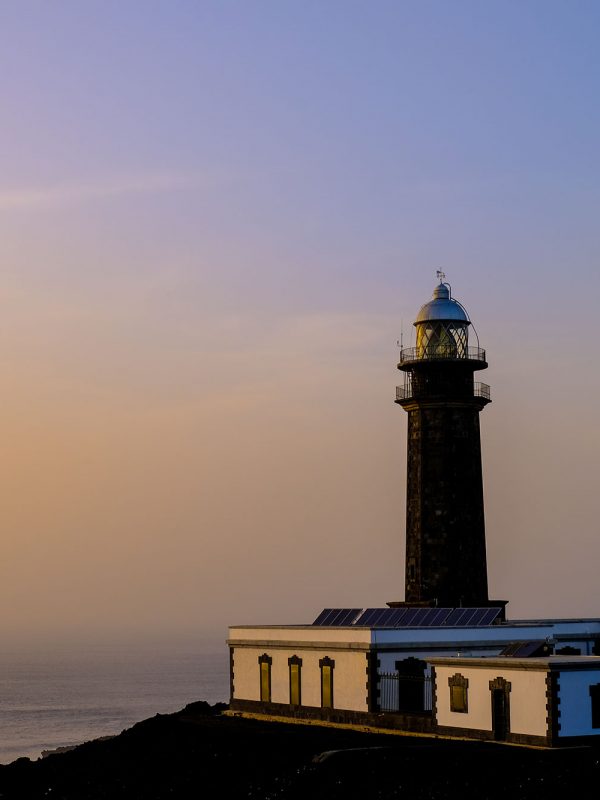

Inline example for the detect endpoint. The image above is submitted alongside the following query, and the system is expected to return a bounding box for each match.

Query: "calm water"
[0,637,229,764]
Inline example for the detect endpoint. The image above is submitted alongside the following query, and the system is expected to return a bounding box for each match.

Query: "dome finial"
[436,269,446,284]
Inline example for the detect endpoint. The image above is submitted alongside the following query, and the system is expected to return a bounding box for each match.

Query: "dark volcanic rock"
[0,702,598,799]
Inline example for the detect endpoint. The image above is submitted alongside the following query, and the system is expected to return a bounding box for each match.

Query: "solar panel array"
[312,607,502,627]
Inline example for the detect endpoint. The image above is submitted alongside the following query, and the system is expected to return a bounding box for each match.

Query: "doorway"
[489,677,511,741]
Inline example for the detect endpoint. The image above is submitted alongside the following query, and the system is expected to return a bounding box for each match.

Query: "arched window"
[319,657,335,709]
[258,654,272,703]
[288,656,302,706]
[448,673,469,713]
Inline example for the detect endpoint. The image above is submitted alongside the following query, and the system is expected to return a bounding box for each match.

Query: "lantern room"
[398,277,487,370]
[414,281,469,359]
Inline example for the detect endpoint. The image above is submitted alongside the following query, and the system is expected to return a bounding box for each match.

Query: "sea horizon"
[0,633,230,764]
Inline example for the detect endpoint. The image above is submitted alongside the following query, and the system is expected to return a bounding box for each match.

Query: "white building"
[431,655,600,746]
[228,614,600,744]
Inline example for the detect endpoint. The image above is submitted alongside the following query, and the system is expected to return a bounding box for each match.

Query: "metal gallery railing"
[399,346,486,364]
[474,381,491,400]
[396,381,491,402]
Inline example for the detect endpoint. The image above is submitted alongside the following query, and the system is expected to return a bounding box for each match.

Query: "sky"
[0,1,599,643]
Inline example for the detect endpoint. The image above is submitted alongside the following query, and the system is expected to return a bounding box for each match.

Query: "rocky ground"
[0,702,598,799]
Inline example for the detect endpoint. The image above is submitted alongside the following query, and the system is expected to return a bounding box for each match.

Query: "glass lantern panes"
[416,321,468,360]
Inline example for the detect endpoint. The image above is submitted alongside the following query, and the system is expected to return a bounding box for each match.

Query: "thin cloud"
[0,172,202,210]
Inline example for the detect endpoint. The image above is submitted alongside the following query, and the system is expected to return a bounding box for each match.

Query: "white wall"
[433,663,548,737]
[229,626,371,646]
[232,644,369,712]
[558,668,600,737]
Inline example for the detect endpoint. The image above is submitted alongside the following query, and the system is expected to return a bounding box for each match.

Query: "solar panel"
[459,608,481,626]
[388,608,408,626]
[321,608,342,625]
[468,609,486,625]
[499,640,550,657]
[372,608,394,626]
[401,608,420,626]
[476,608,492,626]
[314,609,341,626]
[377,608,399,627]
[360,608,384,626]
[313,606,503,627]
[328,609,350,626]
[384,608,407,627]
[426,608,453,626]
[354,609,379,626]
[312,609,332,625]
[479,607,501,626]
[444,608,467,626]
[334,608,363,626]
[421,607,443,626]
[312,608,363,626]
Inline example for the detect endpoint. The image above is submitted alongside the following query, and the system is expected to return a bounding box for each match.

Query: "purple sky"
[1,1,599,641]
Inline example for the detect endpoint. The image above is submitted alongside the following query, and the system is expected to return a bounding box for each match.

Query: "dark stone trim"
[435,725,548,748]
[546,672,560,746]
[319,656,336,668]
[555,733,600,746]
[229,646,235,703]
[375,657,381,703]
[489,676,512,691]
[430,666,437,726]
[230,700,598,747]
[229,698,434,733]
[366,651,379,712]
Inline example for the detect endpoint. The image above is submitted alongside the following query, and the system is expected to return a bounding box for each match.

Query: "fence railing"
[396,382,491,403]
[379,673,432,714]
[399,346,486,364]
[474,381,491,400]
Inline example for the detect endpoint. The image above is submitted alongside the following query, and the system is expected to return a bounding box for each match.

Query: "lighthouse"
[394,275,492,608]
[229,274,600,746]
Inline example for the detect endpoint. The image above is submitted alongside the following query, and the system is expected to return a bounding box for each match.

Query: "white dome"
[415,283,470,324]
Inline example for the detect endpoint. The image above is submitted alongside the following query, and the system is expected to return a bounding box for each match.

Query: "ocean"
[0,636,230,765]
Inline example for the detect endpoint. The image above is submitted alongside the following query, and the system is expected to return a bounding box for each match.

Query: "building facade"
[228,618,600,744]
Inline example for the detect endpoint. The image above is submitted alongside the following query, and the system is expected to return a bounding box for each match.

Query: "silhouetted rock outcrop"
[0,702,598,798]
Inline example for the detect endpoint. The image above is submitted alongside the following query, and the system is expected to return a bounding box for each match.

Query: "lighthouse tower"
[395,275,492,608]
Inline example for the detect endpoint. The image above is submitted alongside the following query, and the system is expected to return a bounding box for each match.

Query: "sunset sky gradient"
[1,1,599,642]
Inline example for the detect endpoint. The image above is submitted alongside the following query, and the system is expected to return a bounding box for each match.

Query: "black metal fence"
[474,381,491,400]
[399,345,486,364]
[379,672,433,714]
[396,381,491,403]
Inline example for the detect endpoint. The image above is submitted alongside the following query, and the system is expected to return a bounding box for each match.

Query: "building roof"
[428,655,600,671]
